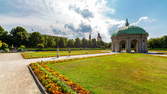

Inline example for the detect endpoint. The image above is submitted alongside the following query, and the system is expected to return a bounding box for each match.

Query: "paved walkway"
[26,52,117,63]
[0,53,40,94]
[0,52,116,94]
[147,51,167,57]
[150,54,167,57]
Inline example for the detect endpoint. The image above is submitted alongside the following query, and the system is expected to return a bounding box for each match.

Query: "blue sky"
[108,0,167,38]
[115,1,167,23]
[0,0,166,42]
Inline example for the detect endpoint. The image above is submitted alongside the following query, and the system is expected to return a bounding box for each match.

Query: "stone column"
[126,39,131,53]
[139,39,143,53]
[136,39,139,53]
[116,40,120,52]
[112,41,115,52]
[143,38,148,53]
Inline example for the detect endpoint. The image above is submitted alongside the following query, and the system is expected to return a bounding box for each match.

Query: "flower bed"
[30,62,89,94]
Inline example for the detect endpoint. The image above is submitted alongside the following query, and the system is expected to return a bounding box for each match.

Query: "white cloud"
[132,16,155,26]
[2,0,152,42]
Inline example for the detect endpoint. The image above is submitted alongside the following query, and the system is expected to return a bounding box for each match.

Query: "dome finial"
[125,18,129,26]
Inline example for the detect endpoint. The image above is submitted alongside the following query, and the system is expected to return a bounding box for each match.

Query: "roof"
[112,26,148,37]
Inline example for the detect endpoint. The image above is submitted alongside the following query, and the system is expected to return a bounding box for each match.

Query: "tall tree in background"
[0,40,2,48]
[59,37,65,48]
[29,32,44,48]
[67,39,74,48]
[10,26,29,47]
[47,36,56,48]
[88,40,93,48]
[0,26,6,40]
[0,26,4,32]
[161,36,167,48]
[0,26,9,44]
[55,37,60,48]
[97,40,101,48]
[148,36,167,48]
[74,38,81,48]
[82,38,89,48]
[0,25,113,49]
[92,38,97,48]
[43,35,49,48]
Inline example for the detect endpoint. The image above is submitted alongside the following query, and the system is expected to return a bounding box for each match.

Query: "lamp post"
[56,47,59,58]
[68,48,71,56]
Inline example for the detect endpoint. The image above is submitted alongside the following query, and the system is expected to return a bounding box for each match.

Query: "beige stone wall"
[111,34,148,53]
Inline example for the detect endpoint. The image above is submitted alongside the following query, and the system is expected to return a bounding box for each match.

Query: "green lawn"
[44,54,167,94]
[22,50,111,59]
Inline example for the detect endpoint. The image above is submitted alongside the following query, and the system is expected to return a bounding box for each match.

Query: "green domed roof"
[112,26,148,37]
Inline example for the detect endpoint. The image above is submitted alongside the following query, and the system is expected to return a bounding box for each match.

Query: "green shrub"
[0,40,2,48]
[4,48,9,52]
[2,42,8,49]
[37,43,44,48]
[18,45,25,51]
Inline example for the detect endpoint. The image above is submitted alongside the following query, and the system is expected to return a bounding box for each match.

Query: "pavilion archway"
[131,39,138,52]
[119,40,126,52]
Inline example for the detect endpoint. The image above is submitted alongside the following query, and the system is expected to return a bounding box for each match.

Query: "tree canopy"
[0,40,2,48]
[0,25,111,49]
[148,36,167,49]
[10,26,29,47]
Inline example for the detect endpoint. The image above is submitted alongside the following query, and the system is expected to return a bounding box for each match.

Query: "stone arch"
[131,39,138,52]
[119,40,126,52]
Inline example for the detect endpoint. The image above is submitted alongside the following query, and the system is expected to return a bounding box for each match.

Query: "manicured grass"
[43,54,167,94]
[25,48,107,51]
[22,50,111,59]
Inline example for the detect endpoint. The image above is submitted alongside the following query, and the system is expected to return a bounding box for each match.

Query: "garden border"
[28,65,48,94]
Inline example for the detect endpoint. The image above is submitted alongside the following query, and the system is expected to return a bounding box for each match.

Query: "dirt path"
[0,52,116,94]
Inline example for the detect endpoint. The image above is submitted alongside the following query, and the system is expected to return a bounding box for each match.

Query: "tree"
[148,38,162,48]
[2,42,9,52]
[0,26,81,49]
[97,40,105,48]
[29,32,44,47]
[88,40,93,48]
[37,43,44,48]
[0,26,8,43]
[1,42,8,49]
[10,26,29,47]
[148,36,167,49]
[0,26,4,31]
[97,40,101,48]
[161,36,167,48]
[107,42,112,48]
[82,38,88,48]
[59,37,66,48]
[0,40,2,48]
[67,39,74,48]
[74,38,81,48]
[55,37,60,48]
[92,38,97,48]
[47,37,56,48]
[18,45,26,51]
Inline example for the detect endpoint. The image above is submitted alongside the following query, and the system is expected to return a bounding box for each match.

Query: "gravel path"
[0,52,116,94]
[0,53,40,94]
[147,52,167,57]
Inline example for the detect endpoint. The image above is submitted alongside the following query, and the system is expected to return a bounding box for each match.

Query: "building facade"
[111,19,149,53]
[97,33,102,41]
